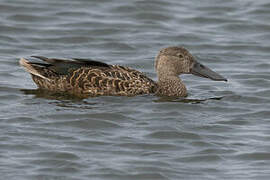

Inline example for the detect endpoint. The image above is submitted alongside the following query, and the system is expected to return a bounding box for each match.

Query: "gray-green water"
[1,0,270,179]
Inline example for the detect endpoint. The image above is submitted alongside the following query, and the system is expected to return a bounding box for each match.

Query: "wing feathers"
[20,56,157,96]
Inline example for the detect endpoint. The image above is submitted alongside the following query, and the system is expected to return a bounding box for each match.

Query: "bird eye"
[177,54,184,58]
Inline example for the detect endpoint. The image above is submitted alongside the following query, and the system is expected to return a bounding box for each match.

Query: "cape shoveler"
[19,47,227,97]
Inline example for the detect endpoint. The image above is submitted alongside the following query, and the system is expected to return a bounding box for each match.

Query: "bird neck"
[156,74,187,97]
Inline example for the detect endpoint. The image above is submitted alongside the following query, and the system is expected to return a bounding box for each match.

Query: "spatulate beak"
[191,60,227,81]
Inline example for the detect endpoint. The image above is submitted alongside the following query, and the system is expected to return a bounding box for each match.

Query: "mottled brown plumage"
[20,56,157,97]
[20,47,227,97]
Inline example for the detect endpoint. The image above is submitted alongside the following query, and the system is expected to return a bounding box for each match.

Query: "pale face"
[156,47,227,81]
[156,47,195,74]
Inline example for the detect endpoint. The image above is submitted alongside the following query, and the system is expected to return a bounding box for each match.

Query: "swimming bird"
[19,47,227,97]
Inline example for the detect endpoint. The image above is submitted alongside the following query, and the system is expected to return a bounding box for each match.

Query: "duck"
[19,46,227,97]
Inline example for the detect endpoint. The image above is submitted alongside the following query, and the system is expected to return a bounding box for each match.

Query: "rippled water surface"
[1,0,270,179]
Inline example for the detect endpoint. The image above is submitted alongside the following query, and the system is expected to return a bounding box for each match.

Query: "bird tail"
[19,58,51,81]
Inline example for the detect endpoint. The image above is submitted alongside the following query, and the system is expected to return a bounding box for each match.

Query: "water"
[1,0,270,179]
